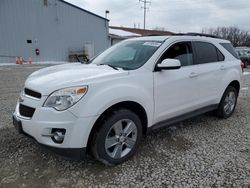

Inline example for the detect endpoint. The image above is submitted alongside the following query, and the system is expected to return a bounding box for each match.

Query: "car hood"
[25,63,128,95]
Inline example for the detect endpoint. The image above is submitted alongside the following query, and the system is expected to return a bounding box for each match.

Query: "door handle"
[189,72,199,78]
[220,65,225,70]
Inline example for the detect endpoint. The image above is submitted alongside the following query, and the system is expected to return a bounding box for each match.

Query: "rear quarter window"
[220,43,240,59]
[217,49,225,61]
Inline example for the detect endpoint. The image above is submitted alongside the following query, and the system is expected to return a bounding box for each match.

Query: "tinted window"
[220,43,239,59]
[194,42,218,64]
[160,42,194,66]
[217,49,225,61]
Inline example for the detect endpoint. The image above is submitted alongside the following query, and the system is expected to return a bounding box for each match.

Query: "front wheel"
[91,109,142,166]
[215,86,238,118]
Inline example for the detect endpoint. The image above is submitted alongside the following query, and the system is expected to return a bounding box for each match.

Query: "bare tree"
[202,27,250,47]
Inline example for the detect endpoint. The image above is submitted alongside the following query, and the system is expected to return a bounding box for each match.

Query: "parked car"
[13,34,242,166]
[235,48,249,68]
[244,48,250,62]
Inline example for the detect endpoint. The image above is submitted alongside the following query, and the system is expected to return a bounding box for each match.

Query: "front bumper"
[13,114,87,159]
[13,95,99,159]
[12,115,87,160]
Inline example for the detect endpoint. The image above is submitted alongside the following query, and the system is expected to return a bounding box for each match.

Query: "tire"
[215,86,238,118]
[91,109,142,166]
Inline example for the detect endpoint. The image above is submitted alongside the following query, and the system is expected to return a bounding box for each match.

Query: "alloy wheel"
[224,91,236,115]
[105,119,137,159]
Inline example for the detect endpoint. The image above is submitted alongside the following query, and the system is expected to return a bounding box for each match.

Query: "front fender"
[69,82,154,126]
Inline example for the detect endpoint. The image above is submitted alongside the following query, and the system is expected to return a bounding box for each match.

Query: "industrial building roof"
[109,28,141,37]
[110,26,174,36]
[59,0,109,21]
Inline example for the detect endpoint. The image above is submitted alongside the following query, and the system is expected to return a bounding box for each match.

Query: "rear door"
[193,41,225,106]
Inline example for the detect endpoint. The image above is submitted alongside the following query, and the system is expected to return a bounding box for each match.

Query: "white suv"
[13,34,242,165]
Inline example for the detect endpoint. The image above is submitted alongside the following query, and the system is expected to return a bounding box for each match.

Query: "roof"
[110,26,174,36]
[109,28,230,43]
[128,36,170,42]
[109,28,141,37]
[236,47,250,49]
[59,0,108,21]
[124,35,230,44]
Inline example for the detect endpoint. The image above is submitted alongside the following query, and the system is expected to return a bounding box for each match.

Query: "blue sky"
[66,0,250,33]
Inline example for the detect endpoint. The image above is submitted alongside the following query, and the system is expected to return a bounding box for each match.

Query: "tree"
[202,27,250,47]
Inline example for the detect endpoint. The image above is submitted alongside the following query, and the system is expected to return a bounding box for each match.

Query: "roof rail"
[174,32,221,39]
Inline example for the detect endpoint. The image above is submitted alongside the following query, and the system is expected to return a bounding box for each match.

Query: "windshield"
[91,40,162,70]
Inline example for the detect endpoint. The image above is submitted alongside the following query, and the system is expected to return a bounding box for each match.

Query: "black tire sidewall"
[218,86,238,118]
[93,109,142,165]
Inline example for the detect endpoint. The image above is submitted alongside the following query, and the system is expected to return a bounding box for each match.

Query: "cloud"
[211,0,250,10]
[66,0,250,33]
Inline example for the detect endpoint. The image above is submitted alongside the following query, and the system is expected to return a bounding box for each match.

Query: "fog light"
[51,128,65,144]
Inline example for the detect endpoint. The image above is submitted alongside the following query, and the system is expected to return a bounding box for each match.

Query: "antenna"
[139,0,151,30]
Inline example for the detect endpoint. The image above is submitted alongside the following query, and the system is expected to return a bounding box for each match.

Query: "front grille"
[19,104,35,118]
[24,88,41,99]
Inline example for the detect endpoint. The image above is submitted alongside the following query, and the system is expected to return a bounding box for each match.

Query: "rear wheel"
[216,86,238,118]
[91,109,142,166]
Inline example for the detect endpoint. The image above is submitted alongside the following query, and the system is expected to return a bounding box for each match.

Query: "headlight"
[44,86,88,111]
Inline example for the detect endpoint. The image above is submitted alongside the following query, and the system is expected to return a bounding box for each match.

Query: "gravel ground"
[0,65,250,188]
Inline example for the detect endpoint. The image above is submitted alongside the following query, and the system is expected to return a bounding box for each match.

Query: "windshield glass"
[91,40,162,70]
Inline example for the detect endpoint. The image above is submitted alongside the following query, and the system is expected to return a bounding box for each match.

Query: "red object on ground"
[16,57,19,64]
[20,57,23,64]
[28,57,32,64]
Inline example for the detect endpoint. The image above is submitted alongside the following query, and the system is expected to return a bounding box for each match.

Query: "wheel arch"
[218,80,240,105]
[86,101,148,153]
[228,80,240,94]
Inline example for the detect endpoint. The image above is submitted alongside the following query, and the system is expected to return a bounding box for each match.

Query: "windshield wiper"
[98,64,119,70]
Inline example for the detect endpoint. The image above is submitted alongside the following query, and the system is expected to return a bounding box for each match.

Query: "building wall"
[0,0,109,63]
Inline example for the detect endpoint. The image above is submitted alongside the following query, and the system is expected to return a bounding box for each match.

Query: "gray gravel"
[0,65,250,188]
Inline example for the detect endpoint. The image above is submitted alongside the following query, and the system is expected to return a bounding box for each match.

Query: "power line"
[139,0,151,30]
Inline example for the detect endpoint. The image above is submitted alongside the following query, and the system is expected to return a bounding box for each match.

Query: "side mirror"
[156,59,181,71]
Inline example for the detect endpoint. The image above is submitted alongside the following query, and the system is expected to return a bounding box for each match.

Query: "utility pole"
[139,0,151,30]
[105,10,110,19]
[105,10,109,27]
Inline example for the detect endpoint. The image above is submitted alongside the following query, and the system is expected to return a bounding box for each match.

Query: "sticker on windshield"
[143,42,162,47]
